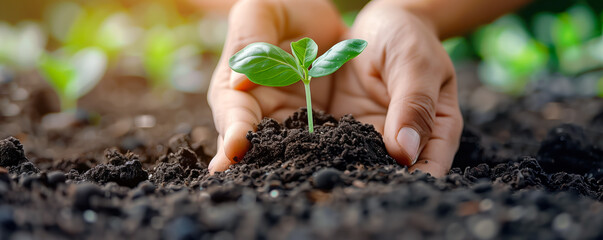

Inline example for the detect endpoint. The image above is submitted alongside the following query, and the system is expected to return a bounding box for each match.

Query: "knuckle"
[400,93,436,136]
[443,67,456,84]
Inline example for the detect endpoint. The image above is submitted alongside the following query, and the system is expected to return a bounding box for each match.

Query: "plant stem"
[60,97,77,112]
[303,82,314,133]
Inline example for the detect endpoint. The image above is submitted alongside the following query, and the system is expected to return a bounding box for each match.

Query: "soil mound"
[243,108,395,168]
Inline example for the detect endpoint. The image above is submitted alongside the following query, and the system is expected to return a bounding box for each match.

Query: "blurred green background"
[446,0,603,96]
[1,0,603,111]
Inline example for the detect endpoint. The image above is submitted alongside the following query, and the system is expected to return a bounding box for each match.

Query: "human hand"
[329,1,463,177]
[208,0,463,178]
[207,0,346,173]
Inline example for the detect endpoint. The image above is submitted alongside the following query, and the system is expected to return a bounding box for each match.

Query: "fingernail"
[229,71,246,89]
[396,127,420,165]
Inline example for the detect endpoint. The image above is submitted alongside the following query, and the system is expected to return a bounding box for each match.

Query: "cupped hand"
[208,0,463,177]
[207,0,346,173]
[331,1,463,177]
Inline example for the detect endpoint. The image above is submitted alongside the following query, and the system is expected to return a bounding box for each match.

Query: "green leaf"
[67,47,107,99]
[309,39,367,78]
[144,26,176,88]
[229,42,303,87]
[38,53,76,96]
[290,37,317,68]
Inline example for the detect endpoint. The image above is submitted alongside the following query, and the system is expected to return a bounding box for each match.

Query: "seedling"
[229,37,367,133]
[38,47,107,111]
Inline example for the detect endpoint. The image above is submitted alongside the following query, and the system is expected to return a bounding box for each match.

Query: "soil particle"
[46,171,66,188]
[72,182,105,211]
[53,157,93,174]
[538,124,603,179]
[168,133,192,153]
[0,167,9,184]
[13,161,39,175]
[168,147,200,169]
[492,157,549,190]
[0,137,26,167]
[167,133,212,165]
[208,184,243,203]
[0,137,38,175]
[0,206,16,234]
[163,216,203,239]
[120,135,146,151]
[548,172,601,199]
[83,149,148,188]
[18,174,42,189]
[151,145,206,185]
[151,162,184,184]
[312,168,342,190]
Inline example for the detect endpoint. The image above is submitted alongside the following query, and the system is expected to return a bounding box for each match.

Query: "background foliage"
[1,0,602,106]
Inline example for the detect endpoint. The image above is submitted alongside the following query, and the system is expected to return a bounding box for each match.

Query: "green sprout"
[38,48,107,111]
[143,26,176,91]
[229,37,367,133]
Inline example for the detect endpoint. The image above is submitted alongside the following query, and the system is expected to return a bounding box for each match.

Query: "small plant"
[38,47,107,111]
[229,37,367,133]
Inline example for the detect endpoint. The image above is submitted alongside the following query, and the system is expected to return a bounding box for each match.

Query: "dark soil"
[243,109,395,168]
[0,107,602,239]
[0,67,602,239]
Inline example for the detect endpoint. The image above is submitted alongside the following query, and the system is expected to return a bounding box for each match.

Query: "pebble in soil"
[0,109,602,239]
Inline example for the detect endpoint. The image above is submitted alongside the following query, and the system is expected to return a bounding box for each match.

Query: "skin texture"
[207,0,532,177]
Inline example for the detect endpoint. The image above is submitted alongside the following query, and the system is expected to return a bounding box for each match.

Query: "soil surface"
[0,66,602,239]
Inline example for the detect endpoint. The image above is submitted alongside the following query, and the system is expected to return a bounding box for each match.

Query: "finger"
[382,67,444,166]
[208,136,232,174]
[207,0,283,167]
[208,86,262,164]
[222,0,283,91]
[409,125,459,177]
[379,22,456,166]
[410,80,463,177]
[230,72,256,90]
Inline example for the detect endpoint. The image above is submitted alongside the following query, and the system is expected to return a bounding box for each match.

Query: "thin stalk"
[60,96,77,112]
[303,81,314,133]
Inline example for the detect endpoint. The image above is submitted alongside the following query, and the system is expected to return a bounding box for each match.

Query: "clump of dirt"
[151,147,207,185]
[242,108,396,168]
[0,137,26,167]
[0,136,39,175]
[537,124,603,179]
[80,149,148,188]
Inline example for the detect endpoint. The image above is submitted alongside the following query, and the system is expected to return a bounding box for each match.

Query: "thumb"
[383,76,439,166]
